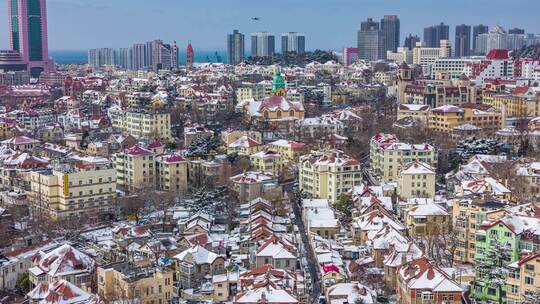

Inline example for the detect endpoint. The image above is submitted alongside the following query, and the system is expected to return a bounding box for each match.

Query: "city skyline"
[0,0,539,51]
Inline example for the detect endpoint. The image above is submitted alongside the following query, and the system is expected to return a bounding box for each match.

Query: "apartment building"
[97,262,174,304]
[110,108,172,141]
[370,133,437,182]
[29,161,117,219]
[482,88,540,117]
[299,149,362,204]
[412,40,451,66]
[397,161,436,199]
[452,199,507,264]
[507,252,540,304]
[114,145,156,192]
[156,153,188,192]
[428,104,502,135]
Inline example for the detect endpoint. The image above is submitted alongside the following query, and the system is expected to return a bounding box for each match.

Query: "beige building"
[370,133,437,182]
[299,149,362,204]
[398,161,436,199]
[507,252,540,304]
[156,153,188,192]
[110,108,172,141]
[405,202,450,237]
[29,161,116,219]
[452,199,507,264]
[412,40,451,66]
[114,145,156,192]
[97,262,174,304]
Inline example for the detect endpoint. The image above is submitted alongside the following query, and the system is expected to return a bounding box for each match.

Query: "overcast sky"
[0,0,538,51]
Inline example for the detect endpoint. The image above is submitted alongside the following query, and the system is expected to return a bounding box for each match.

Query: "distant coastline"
[49,50,229,65]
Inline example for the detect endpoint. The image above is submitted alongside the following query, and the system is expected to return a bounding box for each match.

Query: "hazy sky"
[0,0,538,51]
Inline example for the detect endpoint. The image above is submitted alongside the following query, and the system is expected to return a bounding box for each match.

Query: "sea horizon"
[49,49,230,65]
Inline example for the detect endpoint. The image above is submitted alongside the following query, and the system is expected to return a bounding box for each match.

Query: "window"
[525,264,535,271]
[525,276,534,285]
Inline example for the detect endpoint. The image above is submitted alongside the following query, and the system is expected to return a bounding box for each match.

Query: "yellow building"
[507,252,540,304]
[398,161,436,199]
[29,161,117,219]
[405,201,450,237]
[429,105,502,135]
[299,149,362,204]
[156,153,188,192]
[114,145,156,192]
[97,262,174,304]
[250,150,281,176]
[452,199,508,264]
[370,133,437,182]
[482,89,540,117]
[110,108,172,141]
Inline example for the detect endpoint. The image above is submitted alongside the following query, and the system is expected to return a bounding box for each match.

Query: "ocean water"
[49,50,229,65]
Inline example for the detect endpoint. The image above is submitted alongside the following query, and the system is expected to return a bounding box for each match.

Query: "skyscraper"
[381,15,400,53]
[509,28,525,35]
[227,30,245,65]
[455,24,472,57]
[186,42,194,70]
[475,25,526,55]
[251,32,275,57]
[149,40,177,71]
[473,25,489,54]
[404,34,421,50]
[88,48,116,67]
[118,48,132,70]
[132,43,148,70]
[281,32,306,54]
[424,23,449,48]
[5,0,54,77]
[358,18,385,61]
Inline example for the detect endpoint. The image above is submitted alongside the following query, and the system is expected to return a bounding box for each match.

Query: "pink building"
[1,0,54,77]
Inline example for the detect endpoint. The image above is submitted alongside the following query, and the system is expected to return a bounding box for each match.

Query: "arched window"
[277,110,282,118]
[289,110,295,117]
[264,111,269,119]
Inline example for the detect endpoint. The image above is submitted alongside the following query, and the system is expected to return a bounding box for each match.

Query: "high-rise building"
[404,34,421,50]
[132,43,148,70]
[227,30,245,65]
[281,32,305,54]
[342,47,359,66]
[475,25,526,55]
[151,40,178,71]
[118,48,132,70]
[473,25,489,54]
[381,15,400,53]
[87,48,116,67]
[455,24,472,57]
[424,23,449,48]
[358,18,385,61]
[186,42,194,70]
[251,32,275,57]
[1,0,54,77]
[509,28,525,35]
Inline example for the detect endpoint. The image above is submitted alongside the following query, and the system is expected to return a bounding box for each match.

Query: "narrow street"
[291,196,322,303]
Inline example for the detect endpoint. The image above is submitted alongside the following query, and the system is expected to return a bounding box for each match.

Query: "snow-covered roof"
[174,244,223,265]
